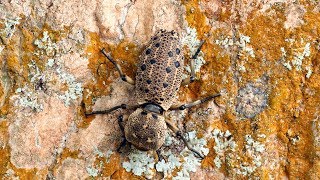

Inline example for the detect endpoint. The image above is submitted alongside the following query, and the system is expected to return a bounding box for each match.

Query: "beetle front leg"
[84,104,128,116]
[85,103,141,116]
[169,93,221,110]
[101,48,135,85]
[181,40,205,86]
[164,119,204,159]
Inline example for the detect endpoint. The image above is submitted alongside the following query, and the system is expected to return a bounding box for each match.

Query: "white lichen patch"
[56,65,83,106]
[34,31,58,56]
[305,66,313,79]
[280,39,313,78]
[236,134,266,176]
[215,34,255,63]
[156,150,181,178]
[181,27,206,76]
[211,129,237,168]
[1,17,21,39]
[312,116,320,148]
[14,86,43,112]
[238,34,255,58]
[173,152,202,180]
[292,42,310,71]
[122,148,155,178]
[0,45,4,54]
[158,131,209,179]
[280,47,292,70]
[184,131,209,156]
[12,60,48,112]
[94,148,113,163]
[86,166,99,177]
[123,130,208,179]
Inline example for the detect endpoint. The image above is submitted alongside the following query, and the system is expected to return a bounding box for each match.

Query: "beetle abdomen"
[135,30,184,110]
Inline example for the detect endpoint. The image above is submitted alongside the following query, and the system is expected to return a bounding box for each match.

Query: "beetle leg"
[101,48,135,85]
[164,119,204,159]
[181,40,205,86]
[169,93,221,110]
[117,137,128,153]
[84,104,128,116]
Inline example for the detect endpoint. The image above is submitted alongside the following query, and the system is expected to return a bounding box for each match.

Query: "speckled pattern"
[125,109,167,151]
[135,29,184,110]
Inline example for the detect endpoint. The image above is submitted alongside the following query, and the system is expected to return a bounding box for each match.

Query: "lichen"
[235,134,266,176]
[155,150,181,178]
[181,27,205,77]
[122,148,155,178]
[212,129,237,169]
[86,166,99,177]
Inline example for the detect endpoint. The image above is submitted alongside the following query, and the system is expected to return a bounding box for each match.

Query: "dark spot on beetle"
[146,49,151,55]
[140,88,143,91]
[139,78,142,81]
[145,88,149,93]
[153,37,158,40]
[155,43,160,47]
[141,111,147,115]
[141,64,146,71]
[160,98,164,101]
[176,48,180,55]
[166,67,172,73]
[163,83,168,88]
[168,51,173,57]
[174,61,180,68]
[150,59,156,64]
[152,114,158,119]
[146,80,151,84]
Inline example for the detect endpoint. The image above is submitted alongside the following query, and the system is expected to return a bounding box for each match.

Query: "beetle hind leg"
[164,119,204,159]
[101,48,135,85]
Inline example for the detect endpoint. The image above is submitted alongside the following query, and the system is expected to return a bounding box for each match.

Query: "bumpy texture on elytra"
[135,29,184,110]
[125,109,167,151]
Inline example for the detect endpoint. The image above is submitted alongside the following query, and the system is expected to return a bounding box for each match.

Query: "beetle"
[85,29,220,158]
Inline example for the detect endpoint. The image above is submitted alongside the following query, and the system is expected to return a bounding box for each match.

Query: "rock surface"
[0,0,319,179]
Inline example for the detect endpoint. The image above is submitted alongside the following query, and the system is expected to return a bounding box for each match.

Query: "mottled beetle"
[86,29,220,158]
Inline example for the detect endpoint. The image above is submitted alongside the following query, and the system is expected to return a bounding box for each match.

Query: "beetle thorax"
[124,108,167,151]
